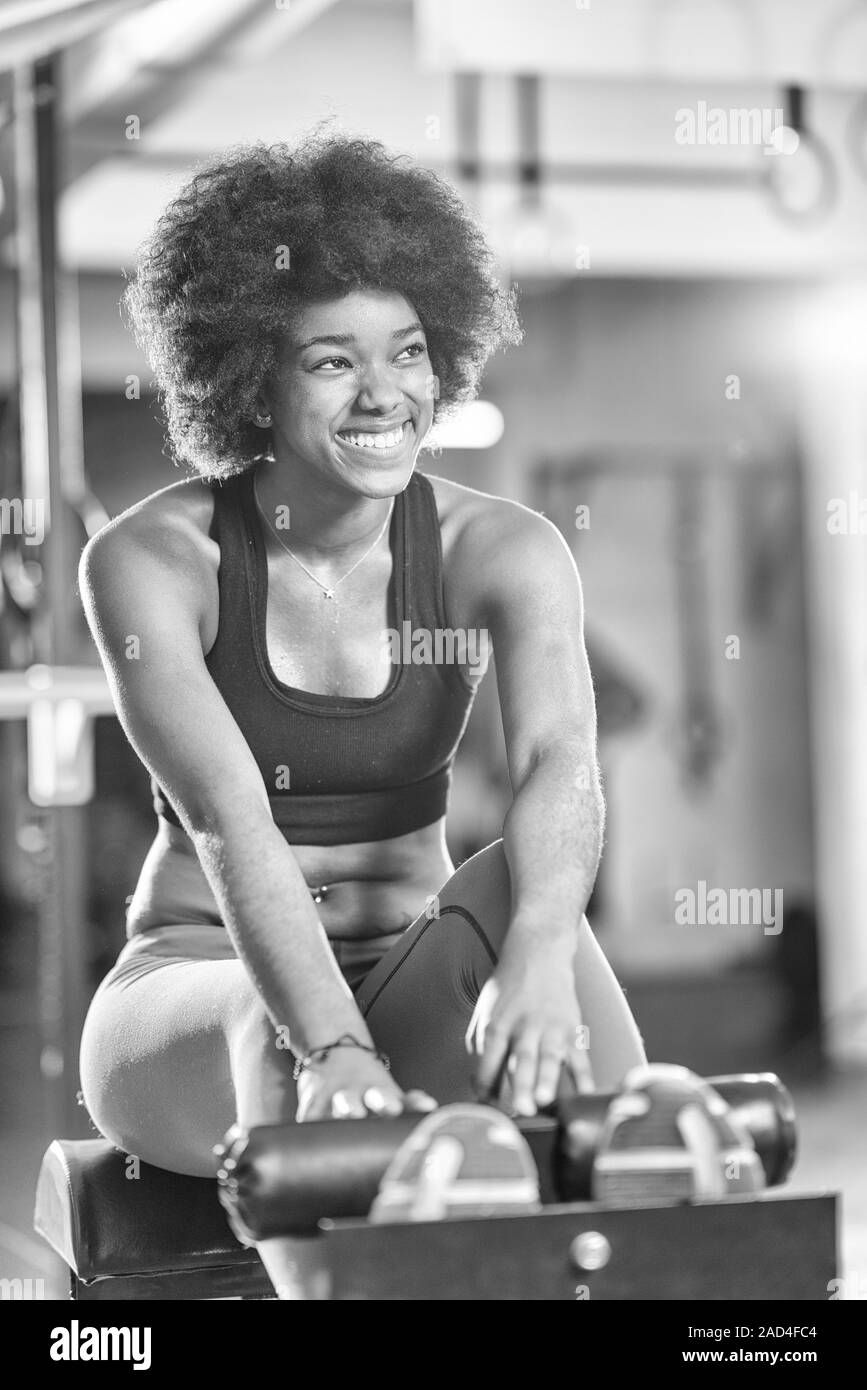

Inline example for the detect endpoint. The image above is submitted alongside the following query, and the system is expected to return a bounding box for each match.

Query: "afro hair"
[124,131,522,478]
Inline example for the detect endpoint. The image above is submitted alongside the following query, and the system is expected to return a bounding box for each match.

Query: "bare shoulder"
[423,469,575,575]
[423,469,580,635]
[78,476,222,649]
[80,476,218,579]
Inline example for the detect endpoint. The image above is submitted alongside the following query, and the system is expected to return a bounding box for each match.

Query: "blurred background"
[0,0,865,1297]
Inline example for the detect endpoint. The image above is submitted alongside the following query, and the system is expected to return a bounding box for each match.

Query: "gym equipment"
[3,45,115,1144]
[33,1070,836,1300]
[368,1104,542,1224]
[213,1071,795,1241]
[0,665,113,805]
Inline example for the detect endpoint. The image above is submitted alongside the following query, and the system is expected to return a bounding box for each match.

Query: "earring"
[254,412,272,428]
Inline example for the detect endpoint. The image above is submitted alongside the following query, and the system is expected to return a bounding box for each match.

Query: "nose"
[355,362,403,414]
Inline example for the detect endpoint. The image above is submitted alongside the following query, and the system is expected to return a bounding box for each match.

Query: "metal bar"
[0,0,145,69]
[0,666,112,718]
[515,73,540,190]
[12,68,52,537]
[34,60,66,660]
[63,140,772,190]
[63,0,289,120]
[12,56,91,1140]
[56,268,88,510]
[454,73,481,184]
[0,0,293,235]
[38,51,90,1139]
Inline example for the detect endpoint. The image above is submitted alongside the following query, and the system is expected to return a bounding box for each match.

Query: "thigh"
[352,839,507,1100]
[354,839,646,1098]
[79,926,295,1177]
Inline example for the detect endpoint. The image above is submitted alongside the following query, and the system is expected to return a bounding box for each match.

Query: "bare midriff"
[125,815,455,941]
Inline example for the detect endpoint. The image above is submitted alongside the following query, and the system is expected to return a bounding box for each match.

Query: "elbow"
[506,741,606,837]
[513,737,603,799]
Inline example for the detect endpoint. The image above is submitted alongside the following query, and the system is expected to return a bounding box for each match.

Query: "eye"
[396,340,427,361]
[313,355,353,371]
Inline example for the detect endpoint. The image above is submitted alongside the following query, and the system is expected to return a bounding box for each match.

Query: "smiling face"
[260,287,437,499]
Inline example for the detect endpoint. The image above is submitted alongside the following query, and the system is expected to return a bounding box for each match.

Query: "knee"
[437,839,511,928]
[79,996,134,1148]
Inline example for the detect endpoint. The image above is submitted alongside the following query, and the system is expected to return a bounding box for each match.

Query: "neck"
[253,454,397,557]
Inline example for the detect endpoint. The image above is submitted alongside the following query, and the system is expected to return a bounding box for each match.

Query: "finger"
[362,1087,403,1117]
[330,1089,367,1119]
[533,1038,567,1110]
[293,1083,318,1123]
[567,1037,595,1095]
[465,981,499,1058]
[298,1098,329,1123]
[509,1031,544,1116]
[474,1023,512,1098]
[464,1007,486,1057]
[402,1089,438,1113]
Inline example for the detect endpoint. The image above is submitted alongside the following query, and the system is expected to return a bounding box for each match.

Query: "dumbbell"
[216,1070,796,1244]
[555,1069,796,1202]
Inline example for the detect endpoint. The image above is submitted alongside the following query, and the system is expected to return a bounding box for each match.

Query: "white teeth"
[339,424,406,449]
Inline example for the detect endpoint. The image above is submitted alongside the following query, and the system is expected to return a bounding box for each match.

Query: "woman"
[78,133,645,1287]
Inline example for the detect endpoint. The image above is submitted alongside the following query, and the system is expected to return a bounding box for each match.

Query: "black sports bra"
[151,467,478,844]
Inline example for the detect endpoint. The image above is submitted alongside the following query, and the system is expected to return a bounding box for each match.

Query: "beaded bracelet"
[292,1032,391,1083]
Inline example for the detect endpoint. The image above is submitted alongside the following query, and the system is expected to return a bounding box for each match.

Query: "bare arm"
[455,499,604,1107]
[463,500,604,943]
[79,514,372,1057]
[492,515,604,942]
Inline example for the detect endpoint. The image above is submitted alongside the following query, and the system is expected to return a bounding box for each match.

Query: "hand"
[295,1047,437,1123]
[466,947,594,1116]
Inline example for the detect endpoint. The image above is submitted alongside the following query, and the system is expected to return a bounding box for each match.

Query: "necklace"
[253,471,395,600]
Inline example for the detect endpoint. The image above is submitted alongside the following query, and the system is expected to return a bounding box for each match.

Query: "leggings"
[79,839,646,1178]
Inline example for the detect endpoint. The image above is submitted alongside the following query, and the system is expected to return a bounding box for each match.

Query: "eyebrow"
[294,322,425,352]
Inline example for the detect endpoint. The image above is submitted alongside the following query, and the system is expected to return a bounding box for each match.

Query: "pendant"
[323,589,335,600]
